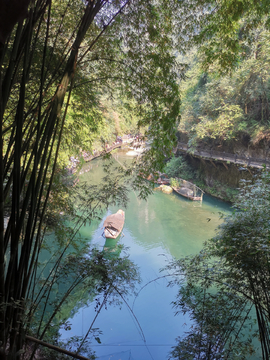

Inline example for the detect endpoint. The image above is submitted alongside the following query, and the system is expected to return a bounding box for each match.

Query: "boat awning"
[104,213,124,231]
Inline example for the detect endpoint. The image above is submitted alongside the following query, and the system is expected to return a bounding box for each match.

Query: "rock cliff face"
[186,155,257,188]
[176,132,265,189]
[176,131,270,160]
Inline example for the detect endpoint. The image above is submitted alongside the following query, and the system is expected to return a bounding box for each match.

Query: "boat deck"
[172,178,204,201]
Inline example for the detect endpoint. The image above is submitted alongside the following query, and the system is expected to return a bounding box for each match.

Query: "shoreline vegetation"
[67,140,240,203]
[163,154,240,203]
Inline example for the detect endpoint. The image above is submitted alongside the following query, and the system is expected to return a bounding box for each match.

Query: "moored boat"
[172,186,203,201]
[171,177,204,201]
[103,209,125,239]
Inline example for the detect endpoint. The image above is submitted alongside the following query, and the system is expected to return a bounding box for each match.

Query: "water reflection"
[103,237,123,259]
[59,151,232,359]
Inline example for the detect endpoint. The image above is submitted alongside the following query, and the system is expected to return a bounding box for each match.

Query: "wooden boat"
[171,178,204,201]
[172,186,202,201]
[103,209,125,239]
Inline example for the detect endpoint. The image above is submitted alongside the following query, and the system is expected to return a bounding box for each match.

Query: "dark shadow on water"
[102,237,123,259]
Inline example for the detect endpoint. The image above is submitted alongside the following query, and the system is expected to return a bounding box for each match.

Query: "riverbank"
[66,135,140,175]
[164,153,241,203]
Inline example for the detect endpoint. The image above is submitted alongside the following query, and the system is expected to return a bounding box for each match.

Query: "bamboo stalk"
[0,42,6,358]
[26,335,91,360]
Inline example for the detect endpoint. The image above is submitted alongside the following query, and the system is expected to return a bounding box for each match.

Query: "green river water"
[59,150,232,360]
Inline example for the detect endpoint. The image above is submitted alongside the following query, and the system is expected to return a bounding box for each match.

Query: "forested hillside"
[179,23,270,155]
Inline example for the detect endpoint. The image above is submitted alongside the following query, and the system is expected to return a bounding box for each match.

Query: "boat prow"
[103,209,125,239]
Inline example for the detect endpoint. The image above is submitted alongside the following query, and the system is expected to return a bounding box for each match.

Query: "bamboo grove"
[0,0,182,358]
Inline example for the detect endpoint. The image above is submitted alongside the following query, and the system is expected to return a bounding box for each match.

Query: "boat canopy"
[104,213,124,231]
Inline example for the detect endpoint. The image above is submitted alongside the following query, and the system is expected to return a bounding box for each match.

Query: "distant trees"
[176,0,270,148]
[178,0,270,72]
[179,26,270,148]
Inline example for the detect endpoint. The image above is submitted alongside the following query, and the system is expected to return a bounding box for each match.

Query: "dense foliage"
[167,170,270,359]
[179,25,270,149]
[164,155,196,180]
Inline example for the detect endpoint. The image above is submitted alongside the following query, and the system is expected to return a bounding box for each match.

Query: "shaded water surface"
[60,151,232,360]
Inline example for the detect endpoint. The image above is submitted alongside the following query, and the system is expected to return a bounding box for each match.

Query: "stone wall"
[185,154,258,188]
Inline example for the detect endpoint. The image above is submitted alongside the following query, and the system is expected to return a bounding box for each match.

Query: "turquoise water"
[59,151,232,360]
